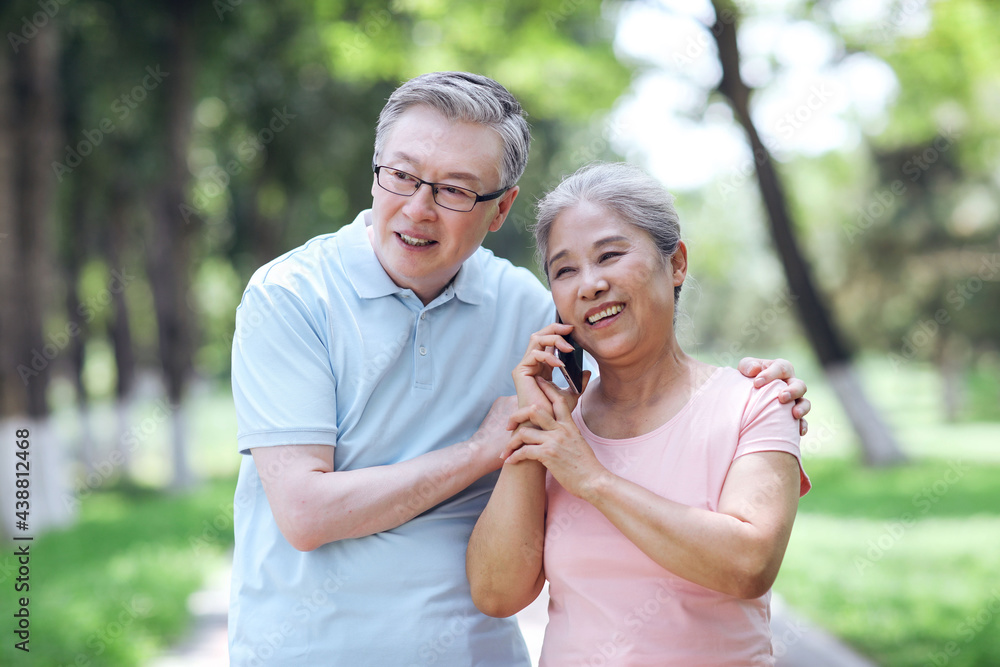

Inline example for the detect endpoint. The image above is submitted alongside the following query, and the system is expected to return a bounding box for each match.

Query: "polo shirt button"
[419,346,427,355]
[420,312,426,320]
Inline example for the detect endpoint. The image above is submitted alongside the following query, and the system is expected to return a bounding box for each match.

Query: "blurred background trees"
[0,0,996,518]
[1,1,998,665]
[0,0,631,526]
[0,0,1000,506]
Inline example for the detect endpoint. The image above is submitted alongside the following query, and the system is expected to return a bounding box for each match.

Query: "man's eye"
[441,186,465,196]
[391,170,415,181]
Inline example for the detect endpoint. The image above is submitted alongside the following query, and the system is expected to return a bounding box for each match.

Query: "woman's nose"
[580,270,609,300]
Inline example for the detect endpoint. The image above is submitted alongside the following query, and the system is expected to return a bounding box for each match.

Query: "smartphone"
[556,315,584,394]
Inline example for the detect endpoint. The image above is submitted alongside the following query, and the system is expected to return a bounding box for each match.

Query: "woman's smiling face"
[546,200,687,366]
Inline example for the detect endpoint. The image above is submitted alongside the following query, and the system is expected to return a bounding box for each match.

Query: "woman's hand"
[512,322,580,412]
[502,377,602,499]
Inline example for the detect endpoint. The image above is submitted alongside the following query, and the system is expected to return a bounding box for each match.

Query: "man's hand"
[469,395,520,470]
[738,357,811,436]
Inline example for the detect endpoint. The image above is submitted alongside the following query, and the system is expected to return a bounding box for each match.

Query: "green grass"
[0,477,237,667]
[776,458,1000,667]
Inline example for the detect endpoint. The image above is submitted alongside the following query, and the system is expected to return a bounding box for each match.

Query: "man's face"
[370,105,519,304]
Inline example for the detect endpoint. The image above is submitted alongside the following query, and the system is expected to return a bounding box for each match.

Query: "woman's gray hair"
[533,162,684,301]
[373,71,531,191]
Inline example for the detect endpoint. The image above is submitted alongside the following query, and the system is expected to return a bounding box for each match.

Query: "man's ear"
[488,186,520,233]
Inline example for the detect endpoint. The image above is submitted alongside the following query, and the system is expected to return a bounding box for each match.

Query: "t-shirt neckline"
[574,366,726,445]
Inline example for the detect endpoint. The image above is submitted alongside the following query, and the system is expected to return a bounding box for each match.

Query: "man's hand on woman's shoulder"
[738,357,811,436]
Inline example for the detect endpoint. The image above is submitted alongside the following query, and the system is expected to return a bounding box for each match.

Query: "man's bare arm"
[253,396,516,551]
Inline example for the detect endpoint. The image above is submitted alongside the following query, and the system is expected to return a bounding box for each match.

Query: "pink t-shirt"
[539,367,811,667]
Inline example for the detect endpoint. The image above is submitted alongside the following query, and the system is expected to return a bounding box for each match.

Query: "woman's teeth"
[588,304,624,324]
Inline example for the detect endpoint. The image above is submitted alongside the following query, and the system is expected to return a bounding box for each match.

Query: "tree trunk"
[0,42,20,417]
[708,1,906,466]
[147,2,198,489]
[63,165,98,474]
[9,18,61,417]
[0,21,75,533]
[108,180,138,475]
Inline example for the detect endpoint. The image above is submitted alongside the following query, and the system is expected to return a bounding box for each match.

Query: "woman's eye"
[600,252,622,262]
[553,266,573,278]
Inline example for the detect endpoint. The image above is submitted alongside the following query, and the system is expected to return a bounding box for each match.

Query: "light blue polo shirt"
[229,210,554,666]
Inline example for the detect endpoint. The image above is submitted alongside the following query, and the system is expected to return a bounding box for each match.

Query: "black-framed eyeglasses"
[373,164,508,213]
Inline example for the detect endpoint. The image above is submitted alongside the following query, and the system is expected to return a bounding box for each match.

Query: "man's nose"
[402,182,438,219]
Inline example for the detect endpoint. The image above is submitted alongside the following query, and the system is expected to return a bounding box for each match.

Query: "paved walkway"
[148,568,877,666]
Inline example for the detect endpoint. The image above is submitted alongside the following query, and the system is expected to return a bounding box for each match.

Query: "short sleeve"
[231,282,339,454]
[736,380,811,497]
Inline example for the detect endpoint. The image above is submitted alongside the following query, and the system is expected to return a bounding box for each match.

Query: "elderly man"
[229,71,810,665]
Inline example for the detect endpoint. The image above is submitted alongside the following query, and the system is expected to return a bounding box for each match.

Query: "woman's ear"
[671,241,688,286]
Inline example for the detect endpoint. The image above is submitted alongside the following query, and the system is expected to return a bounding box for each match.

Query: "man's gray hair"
[533,162,683,301]
[373,71,531,190]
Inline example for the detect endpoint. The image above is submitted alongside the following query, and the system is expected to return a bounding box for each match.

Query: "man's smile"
[397,232,436,247]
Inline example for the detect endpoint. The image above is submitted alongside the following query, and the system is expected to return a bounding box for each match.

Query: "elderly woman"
[466,163,811,666]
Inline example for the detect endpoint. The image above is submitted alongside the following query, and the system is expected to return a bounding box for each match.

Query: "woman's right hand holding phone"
[511,322,578,413]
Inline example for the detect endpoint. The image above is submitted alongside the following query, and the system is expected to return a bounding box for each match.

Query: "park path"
[147,563,877,667]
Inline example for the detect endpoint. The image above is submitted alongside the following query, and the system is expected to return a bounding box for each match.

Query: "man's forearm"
[256,435,501,551]
[315,438,499,544]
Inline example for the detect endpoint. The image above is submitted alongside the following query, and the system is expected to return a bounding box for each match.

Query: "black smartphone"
[556,315,584,394]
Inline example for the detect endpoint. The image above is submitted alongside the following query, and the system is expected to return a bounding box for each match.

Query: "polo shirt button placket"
[414,308,432,387]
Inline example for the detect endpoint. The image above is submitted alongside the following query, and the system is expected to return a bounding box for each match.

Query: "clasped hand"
[503,322,604,498]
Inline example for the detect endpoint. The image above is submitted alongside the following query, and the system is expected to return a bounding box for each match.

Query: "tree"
[0,11,74,533]
[705,0,906,465]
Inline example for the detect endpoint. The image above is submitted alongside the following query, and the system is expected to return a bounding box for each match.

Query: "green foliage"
[773,351,1000,666]
[32,0,633,388]
[0,478,236,666]
[779,458,1000,667]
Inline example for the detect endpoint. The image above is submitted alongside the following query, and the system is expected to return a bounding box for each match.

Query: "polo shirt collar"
[342,210,484,305]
